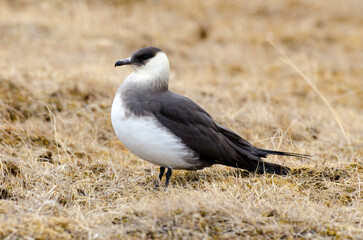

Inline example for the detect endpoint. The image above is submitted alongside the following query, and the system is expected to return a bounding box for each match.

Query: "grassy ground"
[0,0,362,239]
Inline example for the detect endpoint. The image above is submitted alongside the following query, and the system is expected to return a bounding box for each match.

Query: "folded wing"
[148,91,306,175]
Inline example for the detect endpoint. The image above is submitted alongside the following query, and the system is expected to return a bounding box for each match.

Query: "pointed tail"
[250,148,310,175]
[216,123,311,176]
[225,148,310,176]
[225,159,291,175]
[254,148,311,159]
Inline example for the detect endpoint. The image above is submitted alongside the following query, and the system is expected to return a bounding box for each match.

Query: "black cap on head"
[130,47,162,65]
[115,47,162,67]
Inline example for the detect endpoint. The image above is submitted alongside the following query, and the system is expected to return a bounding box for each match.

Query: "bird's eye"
[139,54,148,60]
[132,52,152,64]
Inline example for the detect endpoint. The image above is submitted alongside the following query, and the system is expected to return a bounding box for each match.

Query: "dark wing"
[147,91,308,175]
[147,91,260,169]
[148,92,234,161]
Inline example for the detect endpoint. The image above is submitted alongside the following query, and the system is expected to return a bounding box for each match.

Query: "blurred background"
[1,0,362,156]
[0,0,362,239]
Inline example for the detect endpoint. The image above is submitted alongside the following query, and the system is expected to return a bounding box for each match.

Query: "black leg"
[165,168,172,187]
[155,167,165,188]
[159,167,165,181]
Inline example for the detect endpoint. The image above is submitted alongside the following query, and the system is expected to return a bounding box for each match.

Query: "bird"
[111,47,309,187]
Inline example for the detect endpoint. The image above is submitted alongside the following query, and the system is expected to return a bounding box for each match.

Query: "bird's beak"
[114,58,132,67]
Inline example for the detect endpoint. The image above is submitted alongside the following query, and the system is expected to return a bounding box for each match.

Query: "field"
[0,0,362,239]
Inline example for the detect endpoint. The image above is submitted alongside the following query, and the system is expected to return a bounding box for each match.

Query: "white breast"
[111,92,198,169]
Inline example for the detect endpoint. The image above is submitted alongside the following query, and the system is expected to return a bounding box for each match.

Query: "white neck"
[132,52,170,89]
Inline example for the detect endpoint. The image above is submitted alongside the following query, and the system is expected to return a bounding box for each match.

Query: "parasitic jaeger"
[111,47,309,187]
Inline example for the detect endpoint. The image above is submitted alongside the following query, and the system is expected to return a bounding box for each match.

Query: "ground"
[0,0,362,239]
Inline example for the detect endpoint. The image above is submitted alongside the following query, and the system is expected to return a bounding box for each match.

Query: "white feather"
[132,52,170,85]
[111,92,198,169]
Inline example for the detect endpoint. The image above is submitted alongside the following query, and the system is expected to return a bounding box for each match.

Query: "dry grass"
[0,0,362,239]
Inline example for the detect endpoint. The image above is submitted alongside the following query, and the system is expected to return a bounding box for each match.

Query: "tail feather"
[226,147,310,175]
[255,148,311,159]
[255,161,290,175]
[224,159,291,175]
[216,123,311,176]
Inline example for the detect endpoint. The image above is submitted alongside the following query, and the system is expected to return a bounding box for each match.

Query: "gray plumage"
[113,47,310,186]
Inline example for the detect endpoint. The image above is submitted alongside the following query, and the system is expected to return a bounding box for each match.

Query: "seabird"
[112,47,309,187]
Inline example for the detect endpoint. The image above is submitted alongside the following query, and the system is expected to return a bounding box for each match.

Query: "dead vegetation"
[0,0,362,239]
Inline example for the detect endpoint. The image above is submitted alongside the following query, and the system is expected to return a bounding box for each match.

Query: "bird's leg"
[159,167,166,181]
[165,168,172,187]
[154,167,165,188]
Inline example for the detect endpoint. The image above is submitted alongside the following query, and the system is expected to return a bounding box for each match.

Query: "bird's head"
[115,47,170,84]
